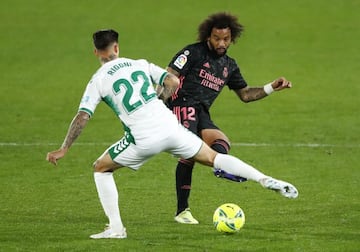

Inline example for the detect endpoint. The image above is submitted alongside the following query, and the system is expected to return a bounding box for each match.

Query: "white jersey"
[78,57,202,169]
[80,58,166,123]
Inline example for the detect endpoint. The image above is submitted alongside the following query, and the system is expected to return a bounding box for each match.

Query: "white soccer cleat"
[260,177,298,199]
[174,208,199,224]
[90,226,127,239]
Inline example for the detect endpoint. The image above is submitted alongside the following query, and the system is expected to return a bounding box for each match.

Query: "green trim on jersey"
[158,72,168,86]
[79,108,93,117]
[102,95,121,116]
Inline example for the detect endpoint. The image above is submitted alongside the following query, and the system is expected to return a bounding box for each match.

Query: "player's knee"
[211,139,230,154]
[93,160,101,172]
[93,159,108,172]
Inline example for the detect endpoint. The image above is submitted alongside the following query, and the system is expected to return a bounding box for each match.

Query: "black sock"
[210,139,230,154]
[176,159,194,215]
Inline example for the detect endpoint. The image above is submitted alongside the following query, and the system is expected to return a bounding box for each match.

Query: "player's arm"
[235,77,292,103]
[166,66,180,77]
[157,69,180,102]
[46,111,90,165]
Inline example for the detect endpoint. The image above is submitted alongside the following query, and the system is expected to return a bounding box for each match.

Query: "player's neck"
[100,54,118,65]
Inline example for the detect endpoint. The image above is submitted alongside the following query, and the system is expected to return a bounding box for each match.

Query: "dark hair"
[197,12,244,43]
[92,29,119,50]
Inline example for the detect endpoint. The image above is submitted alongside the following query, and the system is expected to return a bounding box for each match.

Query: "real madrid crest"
[223,67,228,78]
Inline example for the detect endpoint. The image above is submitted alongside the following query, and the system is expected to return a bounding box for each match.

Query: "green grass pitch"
[0,0,359,251]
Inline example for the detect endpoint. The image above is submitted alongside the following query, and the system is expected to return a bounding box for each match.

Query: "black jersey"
[168,42,247,109]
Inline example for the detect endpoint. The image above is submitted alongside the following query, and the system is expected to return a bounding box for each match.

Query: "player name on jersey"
[107,61,133,76]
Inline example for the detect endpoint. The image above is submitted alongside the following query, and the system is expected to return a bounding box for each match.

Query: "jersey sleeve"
[149,63,168,86]
[167,45,195,76]
[78,77,102,117]
[227,66,248,90]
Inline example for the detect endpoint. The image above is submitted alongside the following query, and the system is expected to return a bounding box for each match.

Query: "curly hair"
[197,12,244,43]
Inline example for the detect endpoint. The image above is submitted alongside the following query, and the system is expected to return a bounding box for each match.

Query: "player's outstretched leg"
[213,153,298,199]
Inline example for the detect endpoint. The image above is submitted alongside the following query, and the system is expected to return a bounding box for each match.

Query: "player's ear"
[114,43,119,55]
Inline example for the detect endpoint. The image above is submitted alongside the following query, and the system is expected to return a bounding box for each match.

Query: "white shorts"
[106,123,203,170]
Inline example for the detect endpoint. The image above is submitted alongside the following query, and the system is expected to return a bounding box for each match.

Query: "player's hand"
[272,77,292,91]
[46,148,67,166]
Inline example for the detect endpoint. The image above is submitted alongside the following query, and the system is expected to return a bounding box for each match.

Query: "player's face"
[207,28,232,56]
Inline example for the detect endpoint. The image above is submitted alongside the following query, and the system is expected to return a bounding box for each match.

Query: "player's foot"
[174,208,199,224]
[260,177,298,199]
[213,168,248,183]
[90,226,127,239]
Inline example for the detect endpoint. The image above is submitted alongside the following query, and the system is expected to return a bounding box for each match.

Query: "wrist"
[263,83,274,95]
[60,145,69,152]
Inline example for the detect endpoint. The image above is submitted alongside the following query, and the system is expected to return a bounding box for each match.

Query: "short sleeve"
[149,63,168,86]
[168,45,195,76]
[227,67,248,90]
[78,77,102,117]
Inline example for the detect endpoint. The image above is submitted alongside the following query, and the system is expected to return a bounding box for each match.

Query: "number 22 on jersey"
[112,70,157,114]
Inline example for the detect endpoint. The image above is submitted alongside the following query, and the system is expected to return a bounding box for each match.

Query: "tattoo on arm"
[240,87,267,102]
[61,112,90,149]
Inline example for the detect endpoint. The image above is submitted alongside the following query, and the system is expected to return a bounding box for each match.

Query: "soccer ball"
[213,203,245,233]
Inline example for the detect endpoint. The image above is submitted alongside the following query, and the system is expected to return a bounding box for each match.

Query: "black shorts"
[170,104,219,136]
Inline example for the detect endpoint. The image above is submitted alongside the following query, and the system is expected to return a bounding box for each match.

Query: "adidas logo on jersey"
[203,62,210,68]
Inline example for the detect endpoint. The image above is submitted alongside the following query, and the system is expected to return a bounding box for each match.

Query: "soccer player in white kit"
[46,29,298,239]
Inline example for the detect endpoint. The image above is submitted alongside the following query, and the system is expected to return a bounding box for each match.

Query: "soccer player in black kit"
[165,12,293,224]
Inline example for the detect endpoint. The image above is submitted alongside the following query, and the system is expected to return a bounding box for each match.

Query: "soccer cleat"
[174,208,199,224]
[90,226,127,239]
[213,168,248,183]
[260,177,299,199]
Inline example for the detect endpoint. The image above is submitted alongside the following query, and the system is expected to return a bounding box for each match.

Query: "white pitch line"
[232,143,360,148]
[0,142,359,148]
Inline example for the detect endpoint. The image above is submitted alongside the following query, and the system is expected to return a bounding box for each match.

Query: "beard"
[215,47,227,56]
[207,41,227,56]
